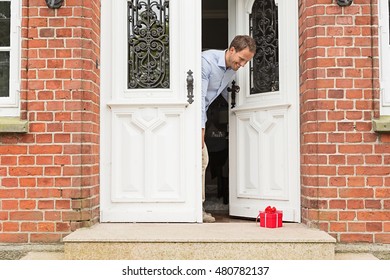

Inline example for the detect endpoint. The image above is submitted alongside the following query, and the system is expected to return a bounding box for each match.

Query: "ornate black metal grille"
[249,0,279,94]
[127,0,169,89]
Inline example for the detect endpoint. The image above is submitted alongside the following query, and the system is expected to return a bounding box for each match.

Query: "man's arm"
[201,57,211,129]
[201,56,211,148]
[221,87,229,102]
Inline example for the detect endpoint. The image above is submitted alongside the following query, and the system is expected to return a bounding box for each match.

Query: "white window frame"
[379,0,390,115]
[0,0,20,117]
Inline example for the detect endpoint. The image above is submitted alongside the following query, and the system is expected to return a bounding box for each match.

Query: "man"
[201,35,256,222]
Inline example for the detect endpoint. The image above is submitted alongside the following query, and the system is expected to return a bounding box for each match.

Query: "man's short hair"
[229,35,256,53]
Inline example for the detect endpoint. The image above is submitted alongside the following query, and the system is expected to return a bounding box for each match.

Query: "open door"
[228,0,300,222]
[100,0,202,222]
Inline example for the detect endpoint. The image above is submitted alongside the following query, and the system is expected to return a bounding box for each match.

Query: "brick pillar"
[0,0,100,243]
[299,0,390,243]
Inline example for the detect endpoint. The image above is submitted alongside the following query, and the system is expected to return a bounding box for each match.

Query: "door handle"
[186,70,194,104]
[227,80,240,108]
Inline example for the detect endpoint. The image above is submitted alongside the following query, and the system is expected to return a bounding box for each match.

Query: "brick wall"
[299,0,390,243]
[0,0,100,243]
[1,0,390,245]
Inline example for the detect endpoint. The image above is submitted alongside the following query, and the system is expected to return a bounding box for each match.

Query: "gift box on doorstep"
[256,206,283,228]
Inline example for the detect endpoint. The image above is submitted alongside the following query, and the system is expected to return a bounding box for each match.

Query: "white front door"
[228,0,300,222]
[100,0,202,222]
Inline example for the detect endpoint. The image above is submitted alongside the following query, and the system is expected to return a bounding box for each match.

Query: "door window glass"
[127,0,170,89]
[249,0,279,94]
[0,1,10,97]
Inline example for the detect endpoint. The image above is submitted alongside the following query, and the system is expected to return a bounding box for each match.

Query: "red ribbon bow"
[265,206,276,214]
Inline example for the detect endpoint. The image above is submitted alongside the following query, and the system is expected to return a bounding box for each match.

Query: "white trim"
[0,0,21,117]
[379,0,390,115]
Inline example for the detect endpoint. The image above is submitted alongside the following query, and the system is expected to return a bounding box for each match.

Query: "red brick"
[38,200,54,210]
[329,199,346,209]
[366,222,383,232]
[37,178,54,187]
[376,189,390,198]
[0,189,25,198]
[30,233,62,243]
[357,166,390,175]
[55,178,71,187]
[44,211,61,221]
[38,49,55,59]
[375,234,390,243]
[43,167,61,176]
[330,222,347,232]
[358,211,390,221]
[29,145,63,154]
[2,200,19,210]
[340,188,373,198]
[18,156,35,165]
[36,156,53,165]
[27,189,61,199]
[0,146,28,154]
[56,222,71,232]
[340,234,373,243]
[348,222,366,232]
[49,18,65,27]
[29,123,45,132]
[38,222,55,232]
[21,222,38,232]
[10,211,43,221]
[347,199,364,209]
[39,28,54,37]
[3,222,20,232]
[20,200,36,210]
[55,200,71,209]
[9,167,43,176]
[0,233,28,243]
[36,134,53,143]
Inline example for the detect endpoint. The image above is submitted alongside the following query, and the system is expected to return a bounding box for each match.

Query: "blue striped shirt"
[201,49,236,128]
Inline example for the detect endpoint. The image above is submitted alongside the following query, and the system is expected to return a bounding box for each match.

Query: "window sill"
[373,116,390,133]
[0,117,28,133]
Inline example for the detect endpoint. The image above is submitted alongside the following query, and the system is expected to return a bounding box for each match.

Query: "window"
[0,0,20,116]
[249,0,279,94]
[127,0,170,89]
[379,0,390,115]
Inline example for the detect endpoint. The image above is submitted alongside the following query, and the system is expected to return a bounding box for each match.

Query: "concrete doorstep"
[20,251,379,260]
[63,223,335,260]
[3,224,388,260]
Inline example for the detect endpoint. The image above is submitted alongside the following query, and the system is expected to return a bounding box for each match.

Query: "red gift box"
[256,206,283,228]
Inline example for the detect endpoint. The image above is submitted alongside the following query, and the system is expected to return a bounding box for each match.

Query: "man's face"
[226,47,255,71]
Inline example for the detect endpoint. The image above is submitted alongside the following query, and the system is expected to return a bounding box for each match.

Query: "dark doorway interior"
[202,0,230,218]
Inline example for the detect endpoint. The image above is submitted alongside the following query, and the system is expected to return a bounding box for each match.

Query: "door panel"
[229,0,300,222]
[236,108,289,200]
[111,107,186,203]
[100,0,202,222]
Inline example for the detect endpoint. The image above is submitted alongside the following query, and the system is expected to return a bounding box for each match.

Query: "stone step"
[63,223,336,260]
[20,251,379,260]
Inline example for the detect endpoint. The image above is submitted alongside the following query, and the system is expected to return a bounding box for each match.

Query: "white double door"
[100,0,300,222]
